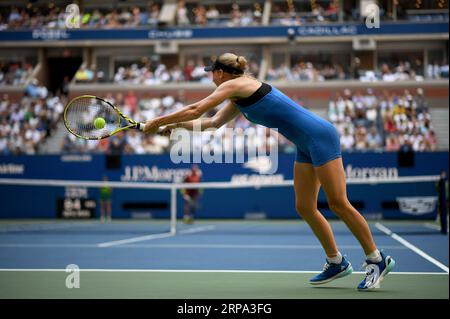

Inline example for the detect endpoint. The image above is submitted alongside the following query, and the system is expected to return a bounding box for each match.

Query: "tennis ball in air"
[94,117,106,129]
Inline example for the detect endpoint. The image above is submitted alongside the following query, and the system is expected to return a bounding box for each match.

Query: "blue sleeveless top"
[233,82,341,166]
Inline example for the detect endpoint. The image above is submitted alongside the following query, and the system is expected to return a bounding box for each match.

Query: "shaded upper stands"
[177,1,263,27]
[328,88,437,152]
[0,0,447,30]
[0,2,162,29]
[0,1,263,29]
[270,0,340,25]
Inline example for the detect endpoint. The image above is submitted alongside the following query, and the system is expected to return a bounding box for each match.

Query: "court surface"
[0,219,448,299]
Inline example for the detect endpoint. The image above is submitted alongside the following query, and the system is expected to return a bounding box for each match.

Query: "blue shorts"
[295,121,342,167]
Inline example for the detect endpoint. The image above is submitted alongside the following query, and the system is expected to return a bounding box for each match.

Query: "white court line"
[97,232,174,248]
[0,243,407,250]
[0,268,447,275]
[96,225,216,248]
[179,225,216,234]
[375,222,449,273]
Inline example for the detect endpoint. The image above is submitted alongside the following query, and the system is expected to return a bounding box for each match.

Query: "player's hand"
[143,120,160,134]
[159,124,177,137]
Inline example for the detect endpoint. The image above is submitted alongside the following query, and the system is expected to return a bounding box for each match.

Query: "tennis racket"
[64,95,148,140]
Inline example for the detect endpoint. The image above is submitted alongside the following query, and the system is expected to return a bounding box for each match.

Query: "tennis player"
[99,175,112,223]
[143,53,395,290]
[182,164,203,224]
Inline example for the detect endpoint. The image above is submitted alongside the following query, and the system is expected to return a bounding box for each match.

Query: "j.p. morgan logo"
[345,165,398,179]
[121,165,191,182]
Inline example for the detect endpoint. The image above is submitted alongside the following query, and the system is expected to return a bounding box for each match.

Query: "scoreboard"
[56,187,96,219]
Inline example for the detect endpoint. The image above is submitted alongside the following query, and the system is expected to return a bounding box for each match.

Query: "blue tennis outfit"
[233,82,341,167]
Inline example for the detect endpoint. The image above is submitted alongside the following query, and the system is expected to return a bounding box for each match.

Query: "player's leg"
[294,162,353,284]
[315,157,395,290]
[100,200,105,222]
[190,196,198,223]
[314,157,376,255]
[106,200,112,222]
[294,162,338,257]
[183,197,193,224]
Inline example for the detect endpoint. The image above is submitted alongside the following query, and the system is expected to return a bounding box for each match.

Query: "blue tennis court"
[0,219,447,298]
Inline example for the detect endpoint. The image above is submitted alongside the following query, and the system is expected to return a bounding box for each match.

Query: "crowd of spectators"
[59,88,440,155]
[68,56,450,85]
[112,59,210,85]
[0,87,66,155]
[61,91,178,154]
[60,90,282,155]
[0,1,447,30]
[113,58,260,84]
[271,0,447,25]
[328,88,438,152]
[267,61,348,81]
[267,58,449,82]
[369,60,449,82]
[176,2,263,27]
[0,3,162,29]
[75,58,260,84]
[1,83,440,155]
[0,61,34,86]
[0,2,264,29]
[271,1,340,25]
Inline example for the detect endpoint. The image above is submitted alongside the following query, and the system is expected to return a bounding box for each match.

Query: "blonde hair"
[217,53,248,75]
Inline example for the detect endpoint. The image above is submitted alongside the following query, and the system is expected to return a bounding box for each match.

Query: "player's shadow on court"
[310,286,390,293]
[310,286,355,290]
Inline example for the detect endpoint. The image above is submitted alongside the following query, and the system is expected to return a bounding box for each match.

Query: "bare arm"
[144,80,239,133]
[174,101,240,131]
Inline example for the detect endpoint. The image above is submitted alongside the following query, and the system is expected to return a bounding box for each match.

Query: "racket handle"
[136,123,146,131]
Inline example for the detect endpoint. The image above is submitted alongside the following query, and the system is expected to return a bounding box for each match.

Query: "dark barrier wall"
[0,152,448,220]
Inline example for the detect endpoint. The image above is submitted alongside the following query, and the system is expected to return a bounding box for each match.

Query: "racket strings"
[65,97,120,139]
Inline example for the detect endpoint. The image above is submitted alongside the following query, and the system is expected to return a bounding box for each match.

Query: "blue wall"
[0,22,447,41]
[0,152,448,220]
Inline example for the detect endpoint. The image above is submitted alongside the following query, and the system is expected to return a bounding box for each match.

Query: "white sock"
[327,252,343,264]
[366,249,382,263]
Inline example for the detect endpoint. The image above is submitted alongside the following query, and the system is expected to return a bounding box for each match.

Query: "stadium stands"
[0,0,448,154]
[0,60,34,86]
[328,88,438,152]
[0,91,66,155]
[1,0,448,30]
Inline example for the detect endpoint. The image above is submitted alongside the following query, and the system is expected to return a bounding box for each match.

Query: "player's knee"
[328,199,351,216]
[295,202,316,218]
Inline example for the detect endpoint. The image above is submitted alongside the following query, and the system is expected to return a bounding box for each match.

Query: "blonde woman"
[144,53,395,290]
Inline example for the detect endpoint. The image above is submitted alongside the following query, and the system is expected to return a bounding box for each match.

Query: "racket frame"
[63,95,144,140]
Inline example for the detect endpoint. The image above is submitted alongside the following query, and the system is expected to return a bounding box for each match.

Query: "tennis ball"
[94,117,106,129]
